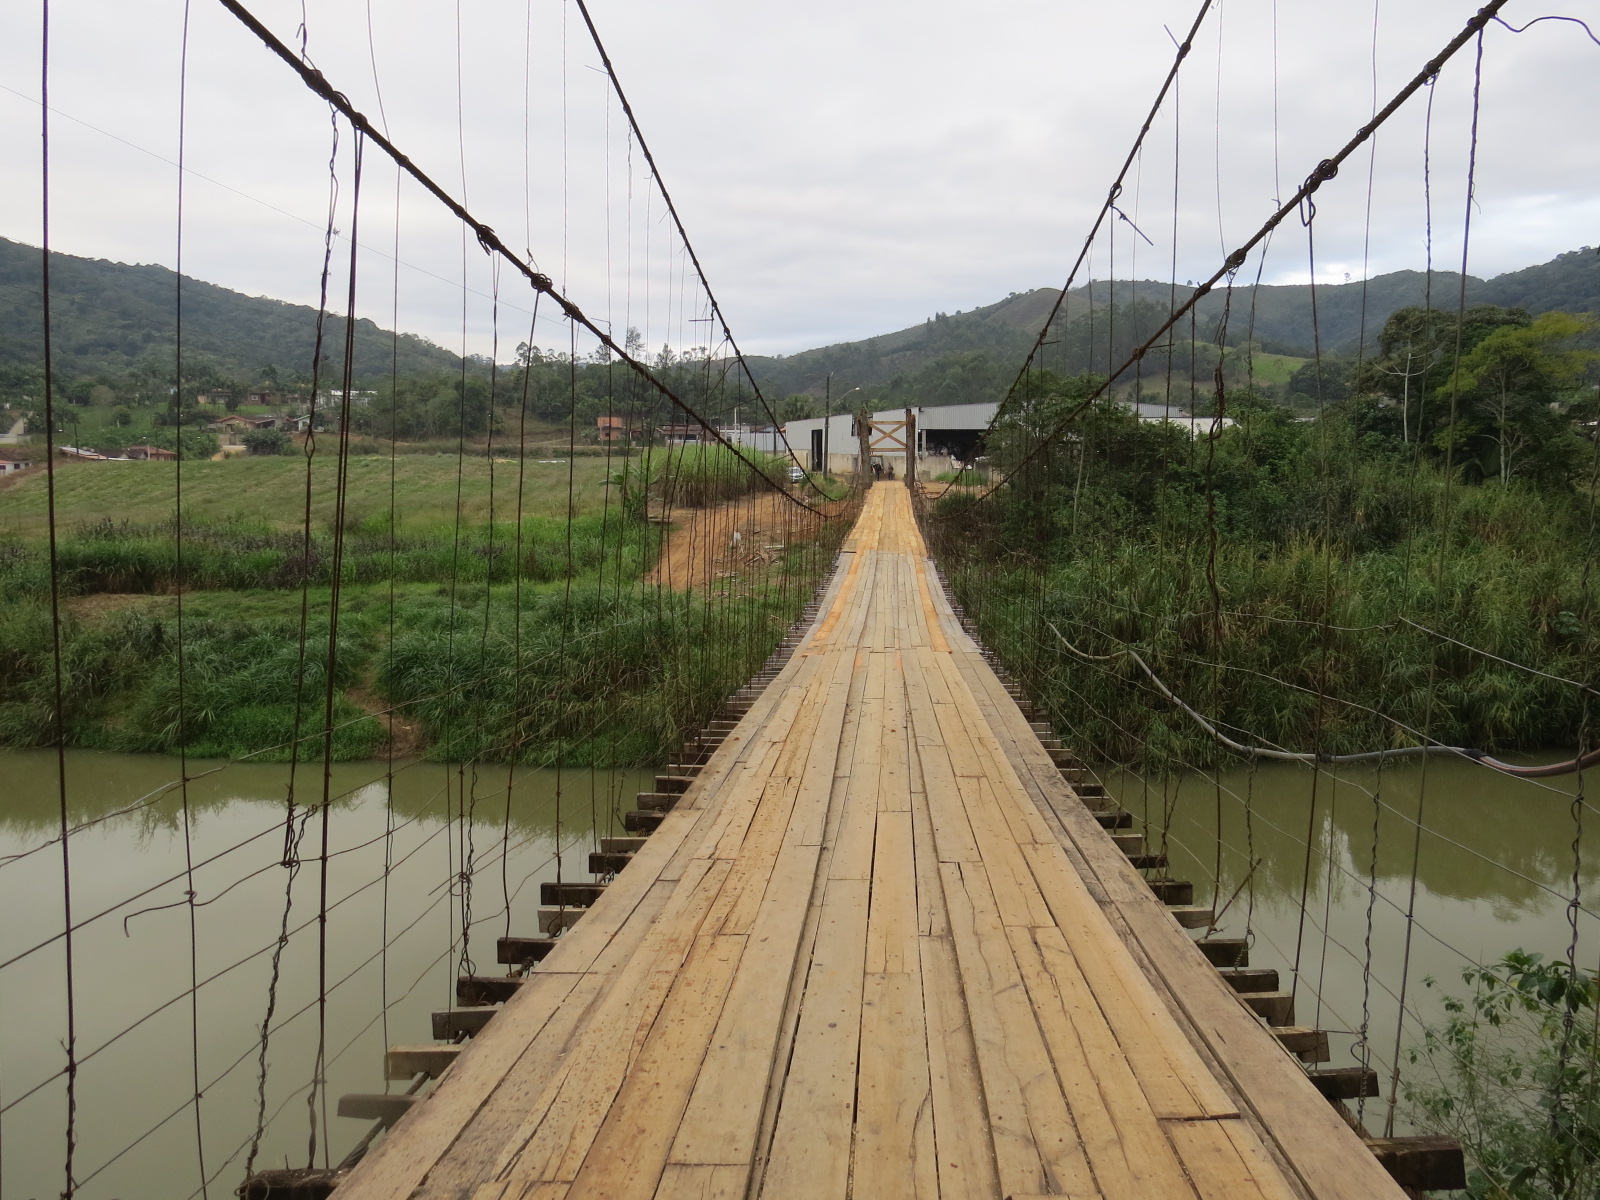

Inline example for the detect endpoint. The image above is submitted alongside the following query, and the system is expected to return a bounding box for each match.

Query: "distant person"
[872,461,882,479]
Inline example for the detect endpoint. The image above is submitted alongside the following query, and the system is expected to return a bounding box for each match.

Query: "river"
[1118,753,1599,1131]
[0,749,1592,1198]
[0,749,650,1200]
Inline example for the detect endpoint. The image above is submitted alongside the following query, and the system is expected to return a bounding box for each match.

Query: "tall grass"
[0,605,383,760]
[930,407,1599,771]
[0,513,654,599]
[622,444,790,509]
[379,584,789,766]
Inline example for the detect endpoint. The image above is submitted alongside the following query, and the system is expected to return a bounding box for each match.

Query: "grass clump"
[613,444,789,510]
[0,604,383,760]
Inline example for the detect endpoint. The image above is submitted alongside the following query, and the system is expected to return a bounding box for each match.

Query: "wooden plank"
[1018,843,1238,1120]
[401,864,724,1198]
[1010,925,1198,1200]
[902,648,982,864]
[338,1094,419,1125]
[1362,1136,1467,1191]
[666,753,841,1168]
[1004,751,1405,1199]
[877,651,913,812]
[755,877,870,1200]
[653,1165,747,1200]
[865,810,918,974]
[743,659,874,1193]
[553,934,746,1200]
[939,860,1093,1198]
[853,970,939,1199]
[1163,1118,1302,1200]
[918,932,1003,1200]
[387,1045,464,1081]
[485,860,738,1190]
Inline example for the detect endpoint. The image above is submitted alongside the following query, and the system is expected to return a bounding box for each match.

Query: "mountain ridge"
[747,248,1600,396]
[2,236,1595,404]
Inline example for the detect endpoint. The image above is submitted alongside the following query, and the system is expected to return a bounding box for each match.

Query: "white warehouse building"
[782,400,1230,481]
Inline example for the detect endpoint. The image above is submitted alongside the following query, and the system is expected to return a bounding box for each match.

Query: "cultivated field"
[0,453,616,538]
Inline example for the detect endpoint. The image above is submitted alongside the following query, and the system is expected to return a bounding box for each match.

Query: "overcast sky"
[2,0,1596,360]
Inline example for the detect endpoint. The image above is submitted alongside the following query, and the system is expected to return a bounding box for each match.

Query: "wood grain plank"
[940,860,1092,1199]
[557,934,746,1200]
[854,971,939,1200]
[653,1165,747,1200]
[865,810,918,975]
[919,932,1003,1200]
[1010,926,1198,1200]
[1164,1119,1303,1200]
[756,877,870,1200]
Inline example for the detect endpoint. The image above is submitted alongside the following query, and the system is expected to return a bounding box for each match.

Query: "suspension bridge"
[6,0,1597,1196]
[311,480,1436,1200]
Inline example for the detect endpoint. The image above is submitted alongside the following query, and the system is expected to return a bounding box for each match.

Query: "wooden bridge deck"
[337,484,1403,1200]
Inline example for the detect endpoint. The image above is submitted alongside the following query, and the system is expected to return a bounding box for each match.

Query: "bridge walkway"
[336,484,1403,1200]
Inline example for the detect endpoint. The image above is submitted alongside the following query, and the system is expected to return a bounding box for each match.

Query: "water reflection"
[1111,755,1600,1128]
[1116,756,1598,916]
[0,749,648,1200]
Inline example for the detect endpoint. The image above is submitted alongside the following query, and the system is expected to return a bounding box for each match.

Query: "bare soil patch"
[646,491,847,591]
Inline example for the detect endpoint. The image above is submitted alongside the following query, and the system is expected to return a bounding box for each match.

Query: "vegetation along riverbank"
[928,303,1600,773]
[0,445,840,765]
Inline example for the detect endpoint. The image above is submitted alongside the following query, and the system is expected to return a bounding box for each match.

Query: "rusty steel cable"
[210,0,829,516]
[963,0,1513,506]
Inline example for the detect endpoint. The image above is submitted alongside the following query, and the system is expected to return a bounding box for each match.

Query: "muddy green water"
[1117,754,1598,1131]
[0,750,1592,1198]
[0,750,649,1200]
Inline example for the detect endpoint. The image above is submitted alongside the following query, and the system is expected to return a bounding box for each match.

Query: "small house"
[656,424,705,446]
[0,448,34,474]
[596,415,643,443]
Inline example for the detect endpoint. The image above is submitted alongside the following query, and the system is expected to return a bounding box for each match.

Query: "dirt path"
[646,490,846,591]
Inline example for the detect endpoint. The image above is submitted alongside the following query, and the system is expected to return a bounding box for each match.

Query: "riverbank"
[0,452,846,765]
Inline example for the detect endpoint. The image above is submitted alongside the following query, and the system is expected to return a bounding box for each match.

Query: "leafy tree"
[1354,305,1534,445]
[145,426,220,459]
[1407,950,1600,1200]
[1284,356,1352,407]
[772,394,822,423]
[1438,312,1594,486]
[242,428,292,456]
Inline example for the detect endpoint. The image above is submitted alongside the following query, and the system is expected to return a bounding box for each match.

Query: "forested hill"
[0,236,463,382]
[4,234,1595,404]
[748,247,1600,396]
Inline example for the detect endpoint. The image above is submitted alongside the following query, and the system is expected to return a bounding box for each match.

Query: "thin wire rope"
[964,0,1512,505]
[211,0,827,517]
[988,0,1215,432]
[36,2,79,1191]
[1034,623,1600,914]
[171,4,209,1187]
[569,0,818,491]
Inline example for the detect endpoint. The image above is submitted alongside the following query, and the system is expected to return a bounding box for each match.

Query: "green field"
[1241,352,1306,388]
[0,453,615,538]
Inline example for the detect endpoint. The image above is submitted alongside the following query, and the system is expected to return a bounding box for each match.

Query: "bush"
[242,428,292,456]
[1407,950,1600,1199]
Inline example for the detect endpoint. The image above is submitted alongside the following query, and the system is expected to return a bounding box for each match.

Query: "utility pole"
[825,381,860,479]
[857,406,873,489]
[824,374,831,475]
